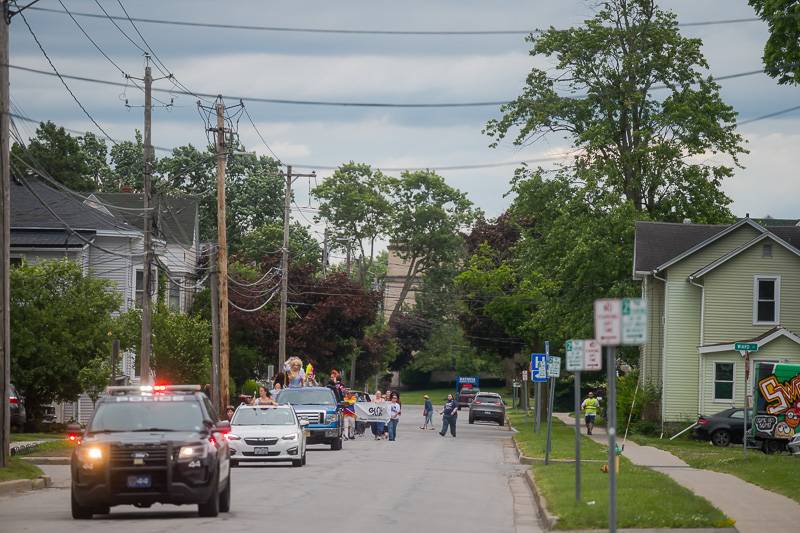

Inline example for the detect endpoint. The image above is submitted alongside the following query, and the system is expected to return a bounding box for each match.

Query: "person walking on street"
[342,391,357,440]
[439,394,458,438]
[581,391,600,435]
[388,393,401,441]
[371,391,385,440]
[421,394,434,429]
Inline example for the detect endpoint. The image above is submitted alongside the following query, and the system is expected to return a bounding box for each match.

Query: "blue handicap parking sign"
[531,353,548,382]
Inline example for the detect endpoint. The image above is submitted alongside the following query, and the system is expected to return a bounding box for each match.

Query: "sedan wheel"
[711,429,731,447]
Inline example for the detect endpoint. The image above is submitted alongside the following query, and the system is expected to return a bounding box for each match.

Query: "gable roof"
[634,221,727,274]
[689,232,800,280]
[10,177,138,234]
[698,326,800,354]
[93,193,198,246]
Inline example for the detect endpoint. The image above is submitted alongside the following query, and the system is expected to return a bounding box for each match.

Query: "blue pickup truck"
[276,387,344,450]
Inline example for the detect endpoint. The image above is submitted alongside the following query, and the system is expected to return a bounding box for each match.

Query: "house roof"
[10,178,137,234]
[633,221,727,274]
[93,193,197,246]
[11,228,93,248]
[698,326,800,354]
[689,232,800,280]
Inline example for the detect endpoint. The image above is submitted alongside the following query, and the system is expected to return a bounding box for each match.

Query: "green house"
[633,218,800,423]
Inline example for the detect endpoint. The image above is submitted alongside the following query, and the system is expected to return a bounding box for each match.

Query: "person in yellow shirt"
[581,391,600,435]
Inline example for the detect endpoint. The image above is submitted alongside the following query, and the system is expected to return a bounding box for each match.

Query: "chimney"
[682,218,692,224]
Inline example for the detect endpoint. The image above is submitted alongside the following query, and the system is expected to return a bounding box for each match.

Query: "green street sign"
[734,342,758,352]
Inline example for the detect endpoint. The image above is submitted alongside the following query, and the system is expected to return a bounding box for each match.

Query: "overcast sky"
[9,0,800,240]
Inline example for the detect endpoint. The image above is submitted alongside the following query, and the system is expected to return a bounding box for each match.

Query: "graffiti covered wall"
[753,362,800,440]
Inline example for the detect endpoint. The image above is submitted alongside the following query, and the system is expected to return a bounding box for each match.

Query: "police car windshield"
[232,408,295,426]
[89,399,205,433]
[277,389,335,406]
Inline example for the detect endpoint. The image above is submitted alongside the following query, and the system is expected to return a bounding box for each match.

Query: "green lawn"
[508,413,731,529]
[397,386,509,406]
[631,434,800,504]
[10,432,62,442]
[14,439,76,457]
[0,458,44,482]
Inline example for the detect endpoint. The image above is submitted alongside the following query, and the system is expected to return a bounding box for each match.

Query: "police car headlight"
[178,444,208,460]
[325,413,336,424]
[80,446,103,461]
[281,434,297,441]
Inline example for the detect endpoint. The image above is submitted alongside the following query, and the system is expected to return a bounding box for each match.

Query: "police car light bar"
[105,385,201,394]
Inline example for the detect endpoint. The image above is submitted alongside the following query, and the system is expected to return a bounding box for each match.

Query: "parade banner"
[354,401,391,423]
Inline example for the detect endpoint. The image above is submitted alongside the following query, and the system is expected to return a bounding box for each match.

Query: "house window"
[169,278,181,311]
[135,270,155,308]
[753,276,780,324]
[714,362,735,401]
[762,244,772,258]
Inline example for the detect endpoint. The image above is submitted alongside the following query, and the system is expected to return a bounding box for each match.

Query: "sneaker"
[439,432,445,437]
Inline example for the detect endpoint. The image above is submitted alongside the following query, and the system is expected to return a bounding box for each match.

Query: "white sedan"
[226,404,307,467]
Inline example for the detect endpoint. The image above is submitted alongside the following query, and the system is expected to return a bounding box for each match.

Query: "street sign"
[621,298,647,344]
[532,353,548,382]
[583,339,602,371]
[566,339,585,371]
[522,370,528,381]
[547,356,561,378]
[735,342,758,352]
[595,299,622,345]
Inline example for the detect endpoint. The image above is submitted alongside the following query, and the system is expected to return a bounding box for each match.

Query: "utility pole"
[139,56,154,385]
[278,166,315,371]
[210,249,221,414]
[0,0,11,468]
[322,227,328,276]
[214,101,230,410]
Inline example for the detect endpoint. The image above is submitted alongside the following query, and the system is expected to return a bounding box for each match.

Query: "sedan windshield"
[232,408,296,426]
[89,399,205,433]
[277,389,335,406]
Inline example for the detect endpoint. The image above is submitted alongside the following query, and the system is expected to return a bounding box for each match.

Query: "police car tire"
[469,417,474,424]
[71,489,93,520]
[198,480,220,517]
[218,477,231,513]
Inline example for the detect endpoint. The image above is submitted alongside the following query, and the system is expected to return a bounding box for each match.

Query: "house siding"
[700,336,800,416]
[88,236,137,312]
[640,275,665,387]
[661,225,761,422]
[702,242,800,344]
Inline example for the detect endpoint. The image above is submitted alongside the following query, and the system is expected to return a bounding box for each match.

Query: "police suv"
[69,385,232,519]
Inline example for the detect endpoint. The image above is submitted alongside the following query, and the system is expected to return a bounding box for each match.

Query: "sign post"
[532,353,547,432]
[735,342,758,456]
[594,298,647,533]
[522,370,529,414]
[566,339,585,502]
[544,353,560,465]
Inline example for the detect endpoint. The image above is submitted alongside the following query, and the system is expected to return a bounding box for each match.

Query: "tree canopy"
[749,0,800,85]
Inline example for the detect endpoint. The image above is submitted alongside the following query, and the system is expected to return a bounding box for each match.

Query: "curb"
[20,456,70,465]
[510,434,602,465]
[0,475,52,496]
[524,469,558,530]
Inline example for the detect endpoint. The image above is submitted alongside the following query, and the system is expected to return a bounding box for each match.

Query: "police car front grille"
[110,443,169,467]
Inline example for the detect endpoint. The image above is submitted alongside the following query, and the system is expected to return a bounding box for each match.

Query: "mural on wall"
[753,362,800,440]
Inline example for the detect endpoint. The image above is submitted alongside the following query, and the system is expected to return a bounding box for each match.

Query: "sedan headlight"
[178,444,208,460]
[325,413,337,424]
[281,433,298,441]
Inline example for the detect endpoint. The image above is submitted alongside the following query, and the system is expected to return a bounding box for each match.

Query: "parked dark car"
[9,383,26,431]
[468,392,506,426]
[692,408,751,446]
[457,386,479,408]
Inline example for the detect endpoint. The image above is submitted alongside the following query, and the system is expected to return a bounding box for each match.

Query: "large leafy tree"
[749,0,800,85]
[10,260,120,421]
[485,0,745,221]
[237,222,320,267]
[312,162,392,287]
[386,170,476,324]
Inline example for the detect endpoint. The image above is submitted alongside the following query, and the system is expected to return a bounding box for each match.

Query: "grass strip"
[0,457,44,482]
[508,411,606,460]
[14,439,76,457]
[631,434,800,504]
[10,432,62,442]
[398,386,509,406]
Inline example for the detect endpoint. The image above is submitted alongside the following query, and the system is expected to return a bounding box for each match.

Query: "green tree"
[749,0,800,85]
[312,162,392,286]
[11,121,97,191]
[78,356,115,406]
[78,133,111,189]
[10,260,120,421]
[386,170,477,324]
[485,0,745,221]
[238,222,320,266]
[109,130,146,191]
[116,305,211,384]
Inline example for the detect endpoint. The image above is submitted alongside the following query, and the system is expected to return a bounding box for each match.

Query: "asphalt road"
[1,409,540,533]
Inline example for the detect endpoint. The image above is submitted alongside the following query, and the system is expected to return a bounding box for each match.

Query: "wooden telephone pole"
[139,57,154,384]
[214,101,230,410]
[0,0,11,467]
[278,166,314,371]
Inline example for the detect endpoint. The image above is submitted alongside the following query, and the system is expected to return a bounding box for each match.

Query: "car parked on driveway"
[468,392,505,426]
[9,383,26,431]
[788,434,800,456]
[227,404,307,467]
[693,408,751,446]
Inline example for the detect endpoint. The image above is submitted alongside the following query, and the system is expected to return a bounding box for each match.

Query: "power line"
[13,7,118,145]
[9,63,767,108]
[25,6,764,35]
[242,103,282,163]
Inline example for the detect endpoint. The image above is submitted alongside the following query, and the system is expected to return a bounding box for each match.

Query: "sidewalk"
[553,412,800,533]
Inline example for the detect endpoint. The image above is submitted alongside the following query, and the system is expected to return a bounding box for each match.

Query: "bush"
[240,379,260,397]
[617,370,661,432]
[399,368,431,389]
